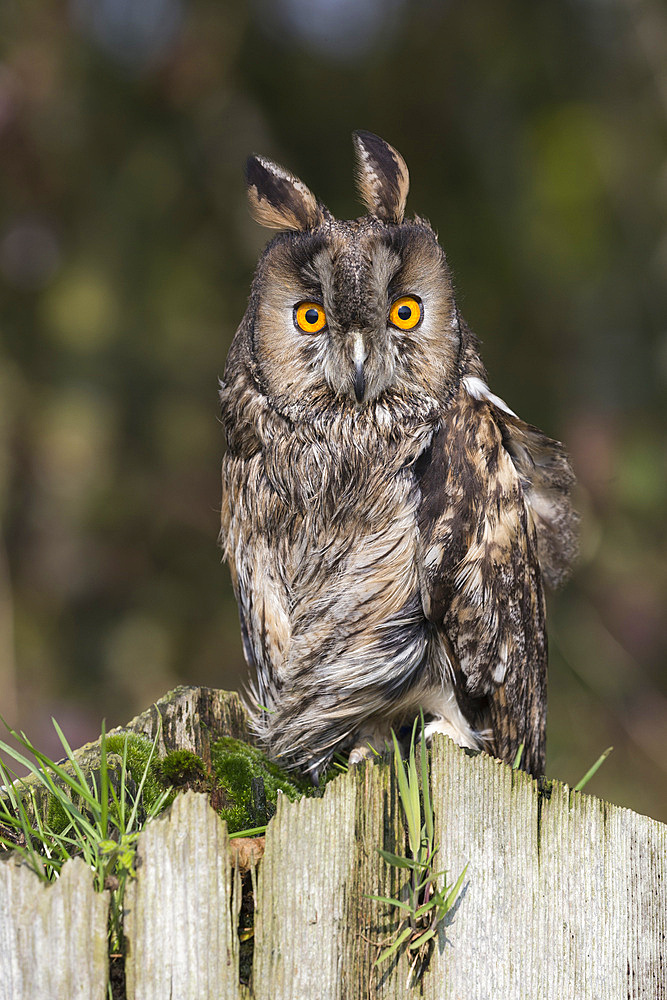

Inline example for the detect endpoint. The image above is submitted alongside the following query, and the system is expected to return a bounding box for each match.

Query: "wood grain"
[0,856,108,1000]
[2,689,666,999]
[124,789,240,1000]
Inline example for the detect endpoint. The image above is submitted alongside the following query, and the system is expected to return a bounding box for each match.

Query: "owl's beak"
[353,360,366,403]
[352,331,366,403]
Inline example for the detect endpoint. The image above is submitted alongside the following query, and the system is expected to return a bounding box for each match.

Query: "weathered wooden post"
[0,858,109,1000]
[1,686,666,999]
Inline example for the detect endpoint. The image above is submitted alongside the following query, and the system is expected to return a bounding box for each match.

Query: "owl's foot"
[348,743,378,766]
[348,728,390,766]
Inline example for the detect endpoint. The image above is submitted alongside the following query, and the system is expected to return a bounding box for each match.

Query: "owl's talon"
[348,744,378,766]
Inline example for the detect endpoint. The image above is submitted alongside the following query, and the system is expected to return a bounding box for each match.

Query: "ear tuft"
[245,155,326,231]
[352,130,410,223]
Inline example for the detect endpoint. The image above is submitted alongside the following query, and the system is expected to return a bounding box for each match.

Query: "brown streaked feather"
[494,411,578,589]
[416,387,549,774]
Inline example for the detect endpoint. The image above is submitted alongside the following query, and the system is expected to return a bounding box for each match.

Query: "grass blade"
[408,927,436,950]
[414,899,437,920]
[51,719,90,790]
[117,737,128,830]
[0,734,95,813]
[127,722,162,831]
[512,742,525,770]
[419,709,434,845]
[391,730,420,861]
[377,847,419,870]
[375,924,413,965]
[573,747,613,792]
[407,717,421,858]
[99,722,108,842]
[229,825,267,839]
[441,862,468,914]
[365,894,412,912]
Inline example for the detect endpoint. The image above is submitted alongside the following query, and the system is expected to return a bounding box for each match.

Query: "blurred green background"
[0,0,665,820]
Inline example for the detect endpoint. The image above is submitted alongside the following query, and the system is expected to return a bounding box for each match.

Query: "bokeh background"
[1,0,665,820]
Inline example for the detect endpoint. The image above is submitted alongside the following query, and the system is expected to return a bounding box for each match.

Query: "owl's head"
[241,132,461,416]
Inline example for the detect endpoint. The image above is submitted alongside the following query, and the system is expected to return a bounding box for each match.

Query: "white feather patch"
[422,687,481,750]
[462,376,517,417]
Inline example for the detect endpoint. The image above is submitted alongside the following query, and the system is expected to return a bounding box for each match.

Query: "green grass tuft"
[106,733,174,813]
[369,713,467,985]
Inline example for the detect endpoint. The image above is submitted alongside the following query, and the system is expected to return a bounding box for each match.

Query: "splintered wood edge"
[0,856,109,1000]
[3,698,666,1000]
[422,735,667,999]
[124,790,240,1000]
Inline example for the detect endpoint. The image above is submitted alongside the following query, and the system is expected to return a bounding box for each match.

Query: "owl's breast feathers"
[220,359,577,777]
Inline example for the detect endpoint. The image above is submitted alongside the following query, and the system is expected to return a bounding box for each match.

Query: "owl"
[219,131,577,782]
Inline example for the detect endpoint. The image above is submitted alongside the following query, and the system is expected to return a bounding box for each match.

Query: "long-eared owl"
[219,131,577,782]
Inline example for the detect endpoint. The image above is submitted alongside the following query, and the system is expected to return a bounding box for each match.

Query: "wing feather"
[416,384,575,774]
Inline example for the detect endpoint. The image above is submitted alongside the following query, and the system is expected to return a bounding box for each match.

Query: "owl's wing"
[416,383,577,775]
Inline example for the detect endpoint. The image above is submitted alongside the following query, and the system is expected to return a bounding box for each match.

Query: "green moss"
[47,794,70,835]
[44,735,174,836]
[156,749,206,787]
[42,731,321,840]
[210,736,309,833]
[105,733,171,814]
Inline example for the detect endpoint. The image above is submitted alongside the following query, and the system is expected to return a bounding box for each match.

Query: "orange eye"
[389,295,422,330]
[294,302,327,334]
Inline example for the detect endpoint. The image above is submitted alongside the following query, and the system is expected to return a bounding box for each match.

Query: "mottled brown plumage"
[220,132,577,781]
